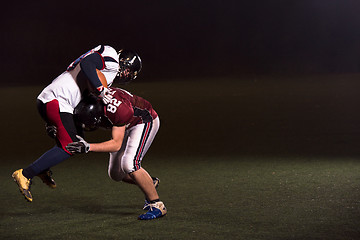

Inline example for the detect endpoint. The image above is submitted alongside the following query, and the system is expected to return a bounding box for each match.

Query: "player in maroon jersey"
[66,88,167,220]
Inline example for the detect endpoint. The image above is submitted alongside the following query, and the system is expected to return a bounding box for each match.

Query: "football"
[96,69,107,88]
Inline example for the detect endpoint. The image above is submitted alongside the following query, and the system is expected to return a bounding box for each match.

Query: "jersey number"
[107,98,121,113]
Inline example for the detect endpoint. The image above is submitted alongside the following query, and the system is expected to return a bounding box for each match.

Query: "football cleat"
[138,201,167,220]
[152,177,160,189]
[37,170,56,189]
[12,169,33,202]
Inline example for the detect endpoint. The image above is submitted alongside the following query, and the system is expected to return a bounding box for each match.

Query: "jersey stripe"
[133,121,153,170]
[104,56,118,63]
[97,45,105,54]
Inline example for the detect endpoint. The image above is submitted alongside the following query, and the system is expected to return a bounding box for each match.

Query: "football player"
[11,45,142,203]
[65,88,167,220]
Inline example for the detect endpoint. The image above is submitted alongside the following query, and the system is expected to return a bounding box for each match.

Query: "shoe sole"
[138,212,166,220]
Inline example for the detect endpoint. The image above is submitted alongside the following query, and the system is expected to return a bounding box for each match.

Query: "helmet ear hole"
[74,94,104,131]
[117,49,142,84]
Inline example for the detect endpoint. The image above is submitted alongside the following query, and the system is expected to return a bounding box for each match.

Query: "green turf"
[2,156,360,239]
[1,75,360,239]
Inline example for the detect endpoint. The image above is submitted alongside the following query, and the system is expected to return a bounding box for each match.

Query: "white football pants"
[108,117,160,181]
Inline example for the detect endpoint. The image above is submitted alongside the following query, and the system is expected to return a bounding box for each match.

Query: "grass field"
[1,74,360,239]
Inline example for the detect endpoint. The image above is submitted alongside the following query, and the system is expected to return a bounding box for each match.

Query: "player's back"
[105,88,158,128]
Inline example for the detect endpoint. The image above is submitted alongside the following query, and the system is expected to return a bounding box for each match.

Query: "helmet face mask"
[79,114,102,131]
[74,94,105,131]
[116,49,142,84]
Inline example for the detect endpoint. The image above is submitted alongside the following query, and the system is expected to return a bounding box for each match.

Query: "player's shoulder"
[100,45,118,60]
[119,101,134,121]
[89,45,117,60]
[107,91,134,126]
[110,87,133,97]
[109,87,133,107]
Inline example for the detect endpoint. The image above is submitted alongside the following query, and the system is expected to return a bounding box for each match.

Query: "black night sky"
[2,0,360,85]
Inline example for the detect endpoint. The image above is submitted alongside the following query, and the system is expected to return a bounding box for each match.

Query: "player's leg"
[34,99,68,189]
[121,119,160,201]
[108,131,160,187]
[108,131,129,182]
[23,100,80,177]
[130,168,159,201]
[12,99,80,202]
[119,173,160,188]
[121,117,166,219]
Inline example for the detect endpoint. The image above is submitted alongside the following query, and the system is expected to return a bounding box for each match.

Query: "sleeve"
[80,52,106,92]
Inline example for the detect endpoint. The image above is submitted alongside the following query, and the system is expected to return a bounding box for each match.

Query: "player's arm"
[80,53,113,104]
[79,52,105,91]
[88,105,134,153]
[89,125,125,152]
[65,125,125,154]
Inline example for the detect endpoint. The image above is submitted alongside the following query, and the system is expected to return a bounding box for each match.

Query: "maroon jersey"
[104,87,158,129]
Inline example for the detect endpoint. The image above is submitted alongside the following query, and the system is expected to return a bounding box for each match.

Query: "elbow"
[112,142,122,152]
[79,58,89,71]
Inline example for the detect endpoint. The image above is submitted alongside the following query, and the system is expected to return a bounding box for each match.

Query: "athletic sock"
[22,146,71,179]
[149,199,160,204]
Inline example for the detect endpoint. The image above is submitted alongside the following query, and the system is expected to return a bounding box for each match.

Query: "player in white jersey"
[11,45,142,203]
[38,45,120,113]
[38,45,141,112]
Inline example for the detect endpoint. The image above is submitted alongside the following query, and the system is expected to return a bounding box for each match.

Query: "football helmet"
[74,94,104,131]
[117,49,142,84]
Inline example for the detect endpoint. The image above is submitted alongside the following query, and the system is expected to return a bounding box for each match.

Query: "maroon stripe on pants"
[46,99,73,154]
[134,122,151,170]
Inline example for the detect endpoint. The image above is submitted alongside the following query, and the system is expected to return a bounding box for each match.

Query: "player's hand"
[45,123,57,138]
[99,87,113,104]
[65,135,90,154]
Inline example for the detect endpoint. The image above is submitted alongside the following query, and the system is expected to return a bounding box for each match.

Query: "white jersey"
[37,45,119,113]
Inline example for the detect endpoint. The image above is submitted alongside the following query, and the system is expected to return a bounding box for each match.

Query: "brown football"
[96,69,107,88]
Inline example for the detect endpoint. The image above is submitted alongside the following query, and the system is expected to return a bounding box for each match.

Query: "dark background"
[1,0,360,159]
[2,0,360,86]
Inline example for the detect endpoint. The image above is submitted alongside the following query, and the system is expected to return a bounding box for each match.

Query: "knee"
[108,169,124,182]
[122,162,136,175]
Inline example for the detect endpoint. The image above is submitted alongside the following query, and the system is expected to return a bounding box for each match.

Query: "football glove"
[65,135,90,154]
[45,123,57,138]
[99,87,113,104]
